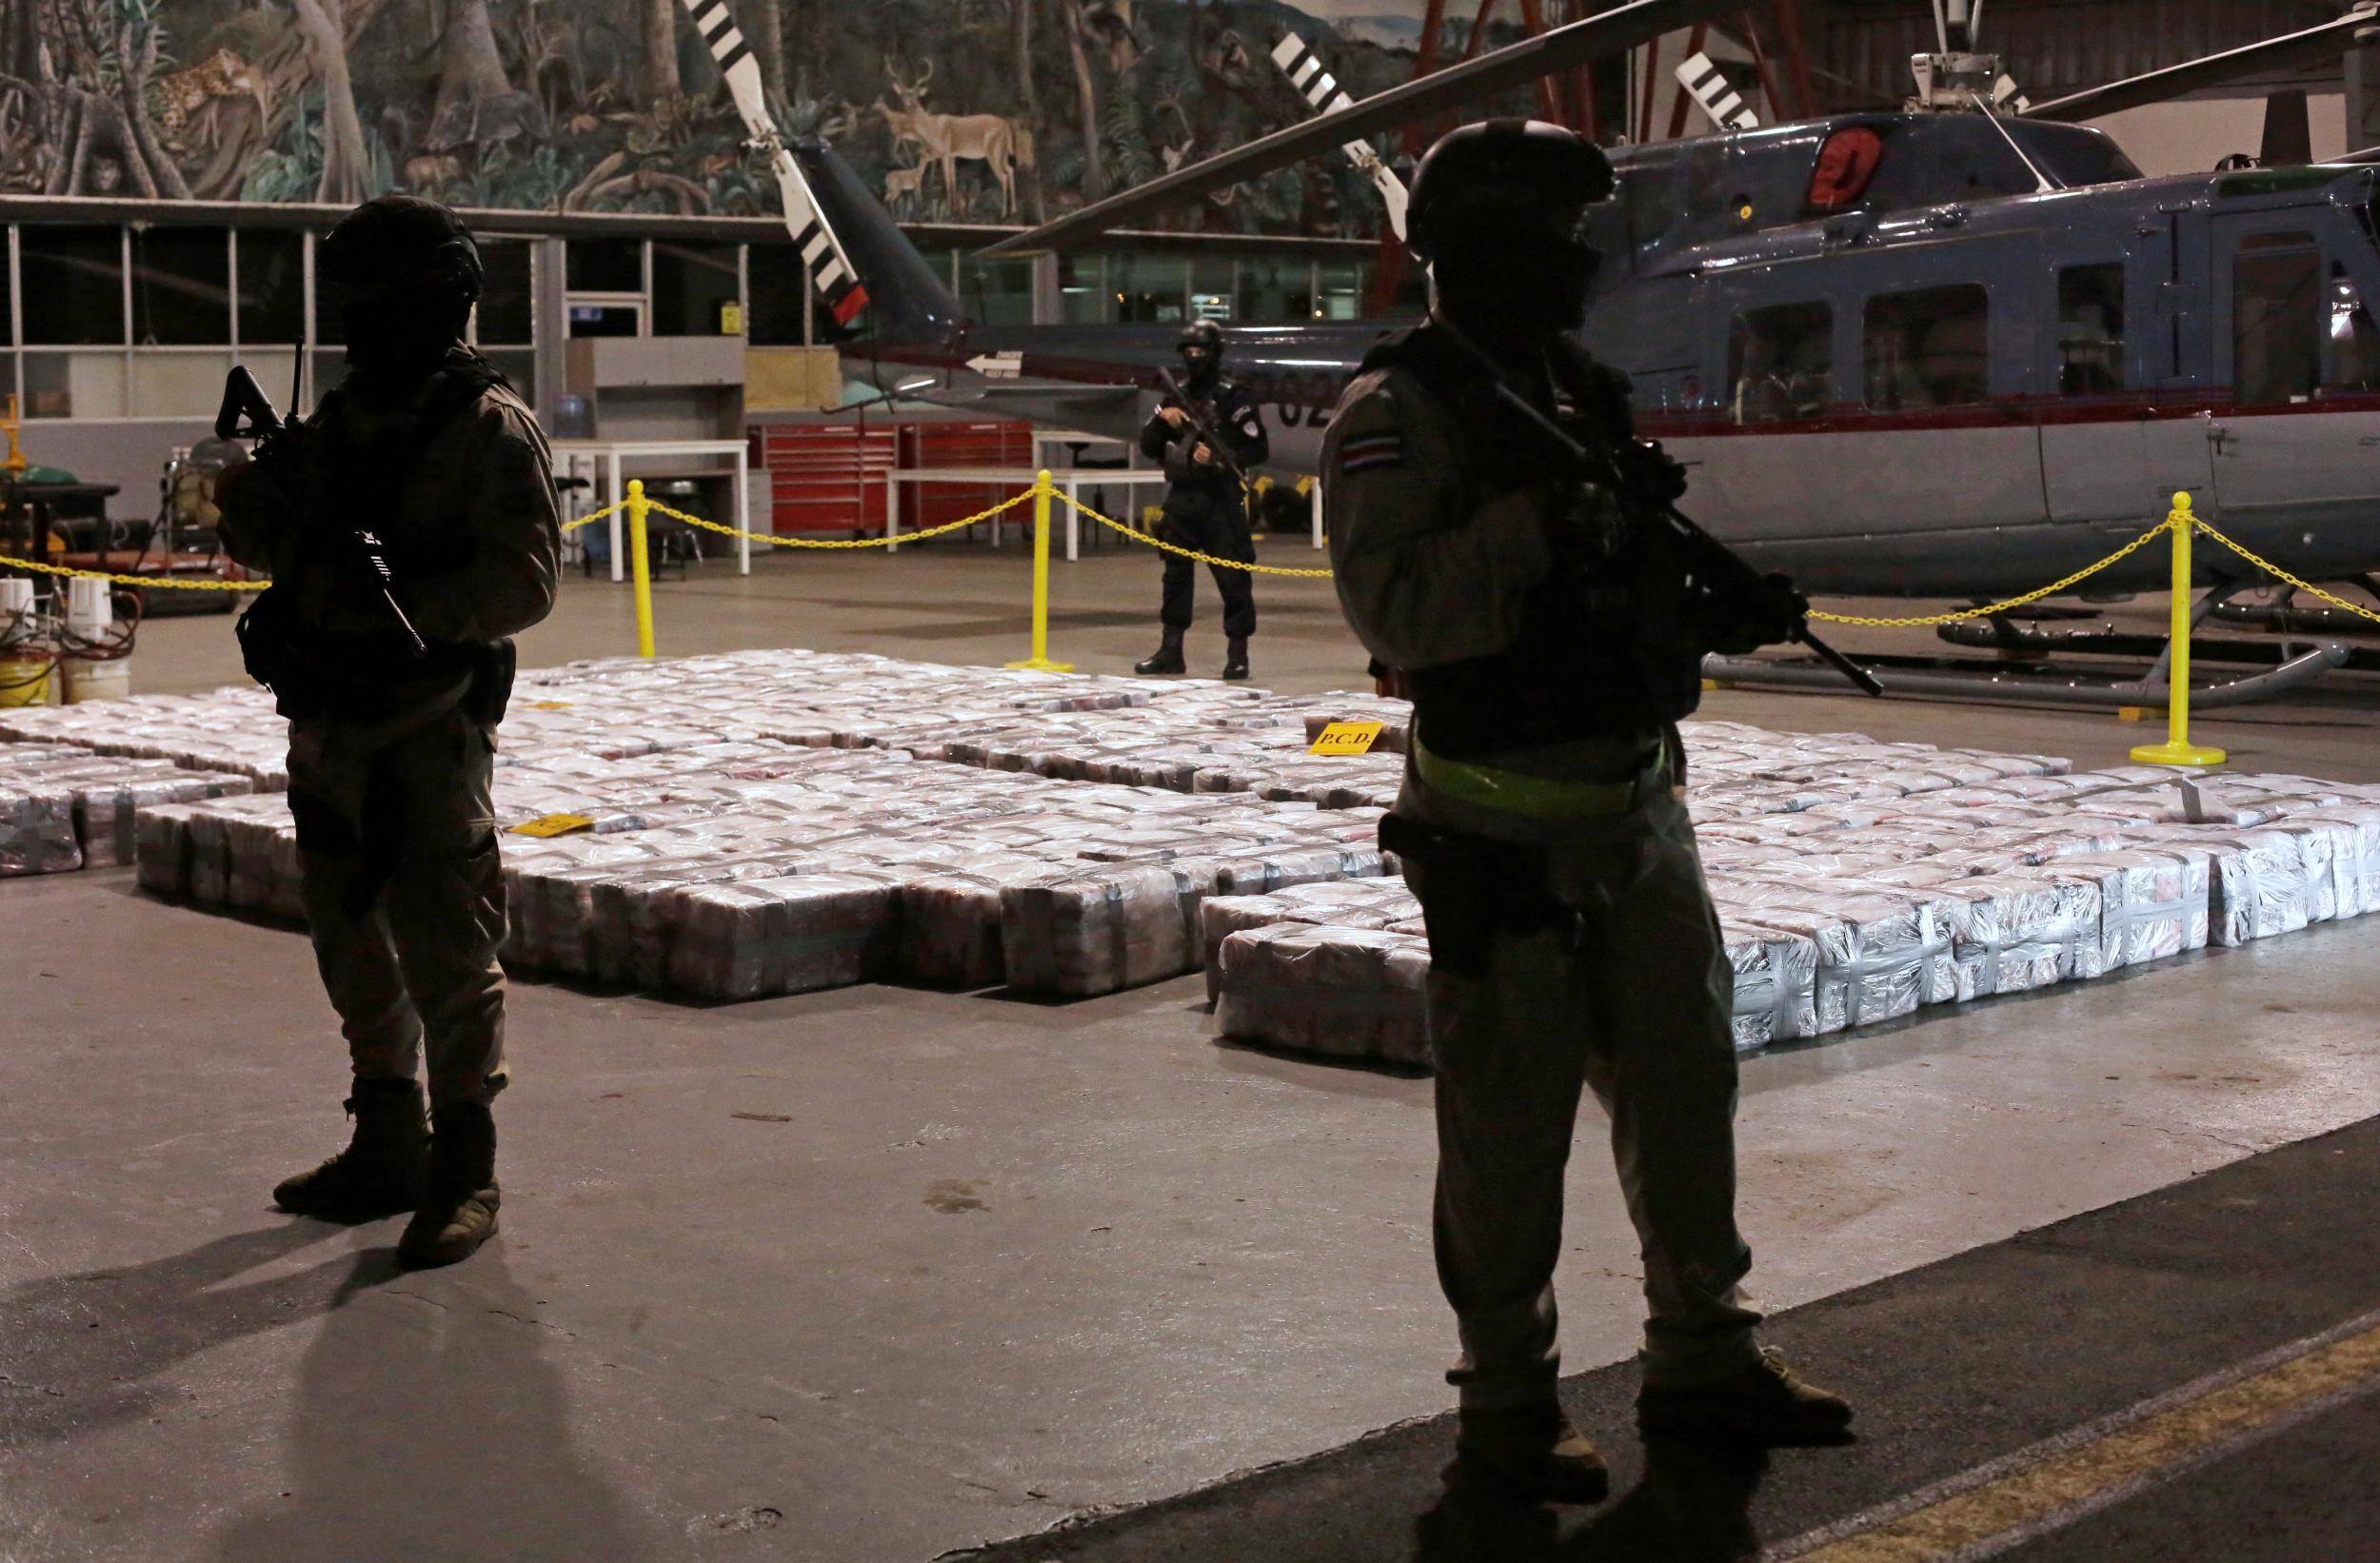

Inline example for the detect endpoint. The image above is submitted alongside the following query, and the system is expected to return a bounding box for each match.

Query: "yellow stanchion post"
[626,478,657,659]
[1004,470,1074,673]
[2132,492,2225,768]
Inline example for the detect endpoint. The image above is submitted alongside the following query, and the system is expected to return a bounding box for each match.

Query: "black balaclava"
[1430,224,1600,362]
[318,195,484,402]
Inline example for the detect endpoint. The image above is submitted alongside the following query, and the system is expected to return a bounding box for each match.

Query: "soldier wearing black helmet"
[218,194,562,1269]
[1133,319,1269,681]
[1323,122,1849,1503]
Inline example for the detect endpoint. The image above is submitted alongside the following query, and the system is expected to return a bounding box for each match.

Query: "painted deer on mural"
[871,55,1022,218]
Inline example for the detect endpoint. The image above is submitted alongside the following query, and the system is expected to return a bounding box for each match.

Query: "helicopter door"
[2039,260,2189,532]
[2207,220,2380,543]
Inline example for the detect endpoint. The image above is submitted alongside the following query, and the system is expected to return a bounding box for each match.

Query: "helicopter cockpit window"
[2056,265,2127,395]
[1864,285,1991,411]
[1807,127,1885,214]
[2325,263,2380,393]
[1729,302,1834,425]
[2232,232,2322,406]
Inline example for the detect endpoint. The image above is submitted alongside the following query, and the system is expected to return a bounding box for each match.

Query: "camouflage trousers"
[1404,777,1762,1410]
[287,703,508,1109]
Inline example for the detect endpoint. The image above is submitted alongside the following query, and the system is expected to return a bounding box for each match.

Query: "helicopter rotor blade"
[978,0,1741,258]
[2023,3,2379,124]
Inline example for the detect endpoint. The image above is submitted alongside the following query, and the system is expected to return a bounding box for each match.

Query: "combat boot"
[1450,1401,1611,1505]
[1134,627,1187,676]
[398,1101,501,1268]
[273,1078,429,1219]
[1636,1347,1854,1445]
[1221,638,1251,681]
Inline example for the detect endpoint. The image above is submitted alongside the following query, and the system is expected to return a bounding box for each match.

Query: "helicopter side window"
[2056,265,2127,396]
[1728,302,1834,425]
[2231,233,2322,406]
[1864,285,1992,411]
[2325,263,2380,394]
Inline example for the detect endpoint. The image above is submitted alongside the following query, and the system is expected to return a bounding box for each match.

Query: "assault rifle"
[1429,320,1884,699]
[216,358,425,660]
[1155,367,1255,491]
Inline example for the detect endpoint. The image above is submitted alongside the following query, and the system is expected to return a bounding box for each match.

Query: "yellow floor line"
[1773,1308,2380,1563]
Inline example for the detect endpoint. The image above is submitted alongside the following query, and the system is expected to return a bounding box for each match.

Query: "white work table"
[552,438,755,580]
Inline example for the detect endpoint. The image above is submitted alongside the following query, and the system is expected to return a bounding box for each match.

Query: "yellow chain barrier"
[2190,517,2380,628]
[1804,516,2175,627]
[560,499,627,533]
[1052,490,1339,580]
[642,490,1036,548]
[0,551,265,590]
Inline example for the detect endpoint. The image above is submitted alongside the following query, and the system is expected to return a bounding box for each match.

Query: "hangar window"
[2232,231,2322,406]
[1728,301,1833,425]
[234,230,305,345]
[1864,285,1990,410]
[2056,264,2126,395]
[20,227,124,346]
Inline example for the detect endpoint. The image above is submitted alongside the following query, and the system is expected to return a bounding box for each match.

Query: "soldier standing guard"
[1135,321,1268,682]
[1323,122,1854,1503]
[219,196,562,1269]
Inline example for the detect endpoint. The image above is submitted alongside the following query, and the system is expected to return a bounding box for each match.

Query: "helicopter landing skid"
[2204,576,2380,638]
[1703,643,2348,707]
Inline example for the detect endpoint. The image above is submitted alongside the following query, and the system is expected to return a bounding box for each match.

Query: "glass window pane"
[964,258,1033,327]
[748,245,807,345]
[477,240,534,345]
[21,227,125,346]
[1864,285,1990,410]
[2056,264,2125,395]
[1729,301,1833,425]
[2232,234,2321,406]
[130,228,229,346]
[2,229,12,346]
[1235,258,1305,325]
[1315,260,1361,321]
[567,304,640,337]
[566,238,643,293]
[1059,254,1109,324]
[651,240,740,336]
[131,351,234,416]
[1112,250,1181,324]
[236,229,305,345]
[311,234,344,346]
[1190,254,1234,321]
[23,350,127,418]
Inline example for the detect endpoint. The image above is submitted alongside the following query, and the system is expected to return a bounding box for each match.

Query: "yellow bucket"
[0,656,55,706]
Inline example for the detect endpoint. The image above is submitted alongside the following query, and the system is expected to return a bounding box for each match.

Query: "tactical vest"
[1360,325,1704,759]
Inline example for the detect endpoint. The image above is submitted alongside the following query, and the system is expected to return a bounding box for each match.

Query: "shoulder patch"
[1338,432,1405,474]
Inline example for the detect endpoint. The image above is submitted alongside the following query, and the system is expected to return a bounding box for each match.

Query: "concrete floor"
[6,542,2380,1561]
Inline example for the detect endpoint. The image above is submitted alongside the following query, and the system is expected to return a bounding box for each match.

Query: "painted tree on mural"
[0,0,1427,237]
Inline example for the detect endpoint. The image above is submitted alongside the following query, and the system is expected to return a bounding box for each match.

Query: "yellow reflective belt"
[1412,741,1656,819]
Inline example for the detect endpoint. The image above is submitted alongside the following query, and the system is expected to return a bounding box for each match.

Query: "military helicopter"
[689,0,2380,699]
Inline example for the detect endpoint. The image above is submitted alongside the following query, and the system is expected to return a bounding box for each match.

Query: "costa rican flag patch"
[1339,433,1404,474]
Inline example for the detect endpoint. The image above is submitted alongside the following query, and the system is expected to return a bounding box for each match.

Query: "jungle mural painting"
[0,0,1531,237]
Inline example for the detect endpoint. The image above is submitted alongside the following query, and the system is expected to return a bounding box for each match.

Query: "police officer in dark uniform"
[1134,320,1268,681]
[1324,122,1853,1503]
[219,196,561,1270]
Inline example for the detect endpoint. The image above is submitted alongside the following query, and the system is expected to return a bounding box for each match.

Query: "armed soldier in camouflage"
[1324,122,1854,1503]
[219,195,561,1270]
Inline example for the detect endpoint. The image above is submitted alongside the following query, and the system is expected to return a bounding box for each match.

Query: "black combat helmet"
[1178,318,1225,387]
[1405,119,1614,261]
[318,194,485,306]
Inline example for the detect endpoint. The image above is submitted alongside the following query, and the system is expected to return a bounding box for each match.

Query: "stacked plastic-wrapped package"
[0,744,251,877]
[10,650,2380,1043]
